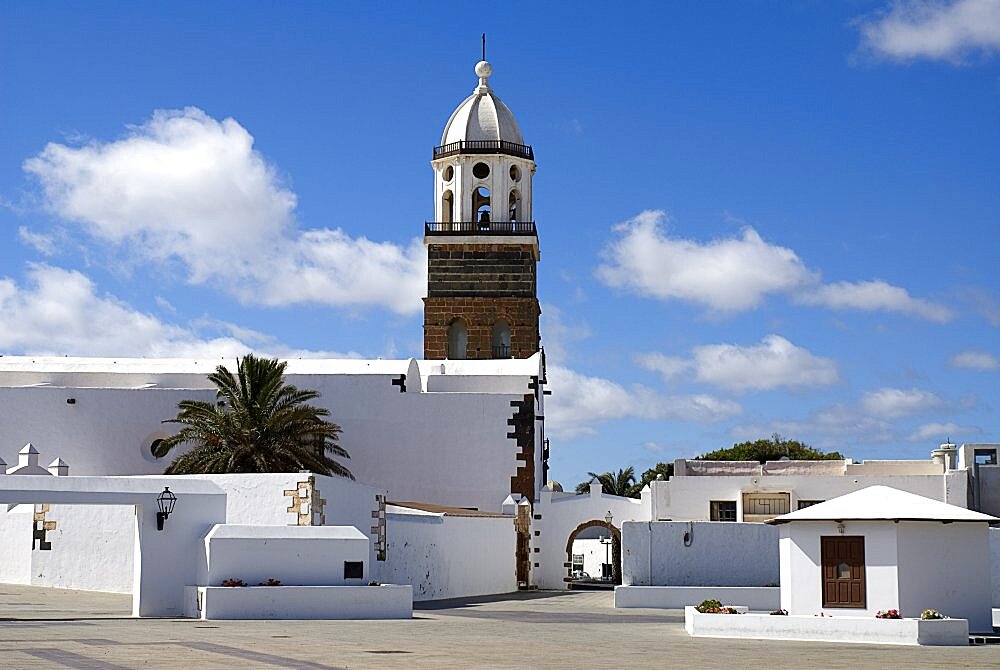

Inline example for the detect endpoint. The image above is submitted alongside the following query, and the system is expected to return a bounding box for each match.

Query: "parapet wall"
[622,521,778,587]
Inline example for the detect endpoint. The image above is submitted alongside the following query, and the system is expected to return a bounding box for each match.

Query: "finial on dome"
[475,59,493,88]
[474,34,493,90]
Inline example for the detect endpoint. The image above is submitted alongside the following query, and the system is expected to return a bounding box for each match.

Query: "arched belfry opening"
[424,56,540,360]
[508,190,521,222]
[441,190,454,224]
[447,319,468,360]
[473,187,491,224]
[491,320,511,358]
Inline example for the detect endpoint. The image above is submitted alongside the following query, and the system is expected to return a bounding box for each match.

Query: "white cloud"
[23,107,426,315]
[906,421,979,442]
[731,404,896,449]
[858,0,1000,62]
[796,280,953,323]
[545,364,741,439]
[961,287,1000,326]
[596,210,816,313]
[950,350,1000,370]
[539,303,591,365]
[638,335,839,392]
[859,387,944,418]
[635,352,690,381]
[731,384,964,448]
[595,210,949,322]
[17,226,56,256]
[0,264,356,359]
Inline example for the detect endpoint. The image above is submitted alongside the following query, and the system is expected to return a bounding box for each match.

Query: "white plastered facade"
[0,354,545,514]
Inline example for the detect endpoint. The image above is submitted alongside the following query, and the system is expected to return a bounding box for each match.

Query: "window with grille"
[709,500,737,521]
[741,493,790,521]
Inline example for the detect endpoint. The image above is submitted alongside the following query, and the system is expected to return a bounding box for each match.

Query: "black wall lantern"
[156,487,177,531]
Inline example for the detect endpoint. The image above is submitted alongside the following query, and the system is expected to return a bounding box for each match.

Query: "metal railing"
[433,140,534,160]
[491,344,511,359]
[425,221,536,236]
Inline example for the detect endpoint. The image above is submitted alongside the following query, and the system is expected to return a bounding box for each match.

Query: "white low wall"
[205,524,370,587]
[623,521,778,587]
[684,607,970,646]
[185,585,412,620]
[381,510,516,600]
[615,586,779,610]
[990,527,1000,607]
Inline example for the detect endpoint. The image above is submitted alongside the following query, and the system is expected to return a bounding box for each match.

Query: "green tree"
[637,461,674,488]
[574,467,640,498]
[153,354,351,477]
[695,434,843,463]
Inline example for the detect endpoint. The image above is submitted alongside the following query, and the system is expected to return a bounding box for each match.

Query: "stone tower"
[423,59,540,360]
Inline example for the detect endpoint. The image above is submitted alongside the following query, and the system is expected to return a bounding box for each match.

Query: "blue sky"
[1,1,998,486]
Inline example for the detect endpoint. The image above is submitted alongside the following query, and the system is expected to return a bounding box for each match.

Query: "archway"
[490,319,511,359]
[447,319,468,360]
[565,519,621,589]
[441,189,454,225]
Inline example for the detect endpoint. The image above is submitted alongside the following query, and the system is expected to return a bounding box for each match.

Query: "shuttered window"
[821,536,866,608]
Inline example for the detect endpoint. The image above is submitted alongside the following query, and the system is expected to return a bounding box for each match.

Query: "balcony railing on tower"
[432,140,534,161]
[491,344,512,359]
[425,220,536,236]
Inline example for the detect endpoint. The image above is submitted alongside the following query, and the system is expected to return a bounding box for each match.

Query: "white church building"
[1,56,999,628]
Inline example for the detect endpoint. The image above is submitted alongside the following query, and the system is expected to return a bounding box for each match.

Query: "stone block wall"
[423,296,540,360]
[426,244,536,297]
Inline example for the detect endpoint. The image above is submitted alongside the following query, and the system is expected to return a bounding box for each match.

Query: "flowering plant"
[875,609,901,619]
[258,578,282,586]
[221,578,247,587]
[921,609,945,620]
[695,599,740,614]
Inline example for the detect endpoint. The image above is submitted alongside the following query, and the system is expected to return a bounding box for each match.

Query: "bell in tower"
[423,57,541,361]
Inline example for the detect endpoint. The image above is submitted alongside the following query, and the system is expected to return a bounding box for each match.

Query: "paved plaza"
[0,584,997,669]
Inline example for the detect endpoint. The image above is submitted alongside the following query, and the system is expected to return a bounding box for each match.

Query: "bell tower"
[423,58,540,360]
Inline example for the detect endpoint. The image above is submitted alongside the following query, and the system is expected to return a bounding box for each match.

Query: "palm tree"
[574,467,639,497]
[153,354,351,478]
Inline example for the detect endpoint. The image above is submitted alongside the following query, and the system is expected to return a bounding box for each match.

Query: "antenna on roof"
[482,33,486,61]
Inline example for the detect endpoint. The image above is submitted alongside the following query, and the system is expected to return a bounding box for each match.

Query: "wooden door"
[821,536,866,608]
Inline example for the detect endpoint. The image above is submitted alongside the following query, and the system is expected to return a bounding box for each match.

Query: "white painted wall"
[0,475,228,617]
[978,466,1000,517]
[189,584,413,620]
[895,521,993,632]
[204,524,370,587]
[380,509,516,600]
[0,507,32,584]
[0,473,385,595]
[531,487,649,589]
[29,505,135,593]
[0,355,544,513]
[615,585,780,610]
[991,528,1000,608]
[651,472,968,521]
[571,537,612,578]
[779,521,900,618]
[622,521,778,587]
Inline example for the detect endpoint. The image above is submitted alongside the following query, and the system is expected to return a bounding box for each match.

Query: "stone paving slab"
[0,584,998,669]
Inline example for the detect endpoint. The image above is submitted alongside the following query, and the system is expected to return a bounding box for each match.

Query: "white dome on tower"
[440,60,525,146]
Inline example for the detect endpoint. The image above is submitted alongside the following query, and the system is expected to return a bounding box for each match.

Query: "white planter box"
[184,585,413,620]
[614,586,779,610]
[684,607,969,646]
